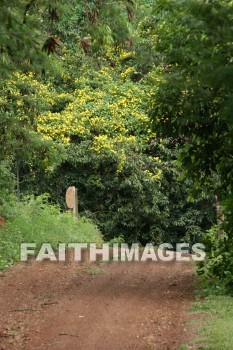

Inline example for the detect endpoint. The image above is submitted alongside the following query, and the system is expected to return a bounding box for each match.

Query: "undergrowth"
[0,194,103,270]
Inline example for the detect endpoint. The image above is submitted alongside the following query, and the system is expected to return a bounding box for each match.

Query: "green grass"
[0,195,103,270]
[188,295,233,349]
[85,267,103,275]
[178,346,188,350]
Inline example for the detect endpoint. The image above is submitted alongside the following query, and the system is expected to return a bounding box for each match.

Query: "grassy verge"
[0,195,103,270]
[182,294,233,350]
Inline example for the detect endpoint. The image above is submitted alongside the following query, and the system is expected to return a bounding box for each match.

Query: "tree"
[0,0,137,77]
[0,0,215,247]
[0,0,136,198]
[149,0,233,289]
[26,58,213,244]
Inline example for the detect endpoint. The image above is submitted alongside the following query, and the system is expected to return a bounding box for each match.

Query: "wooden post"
[66,186,78,218]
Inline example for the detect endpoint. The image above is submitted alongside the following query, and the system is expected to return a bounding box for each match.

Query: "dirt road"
[0,257,196,350]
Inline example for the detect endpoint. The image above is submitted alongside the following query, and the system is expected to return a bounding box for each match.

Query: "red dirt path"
[0,257,197,350]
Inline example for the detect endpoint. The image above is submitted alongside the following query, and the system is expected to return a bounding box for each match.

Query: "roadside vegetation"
[0,195,102,270]
[185,295,233,350]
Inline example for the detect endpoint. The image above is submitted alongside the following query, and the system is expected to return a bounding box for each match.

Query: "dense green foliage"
[147,0,233,290]
[3,0,230,278]
[0,195,102,270]
[1,7,233,350]
[0,161,15,206]
[9,59,212,244]
[150,0,233,196]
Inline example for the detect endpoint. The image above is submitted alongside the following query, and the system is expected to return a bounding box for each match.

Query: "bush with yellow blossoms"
[20,59,212,244]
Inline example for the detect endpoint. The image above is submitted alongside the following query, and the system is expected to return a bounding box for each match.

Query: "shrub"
[0,194,103,270]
